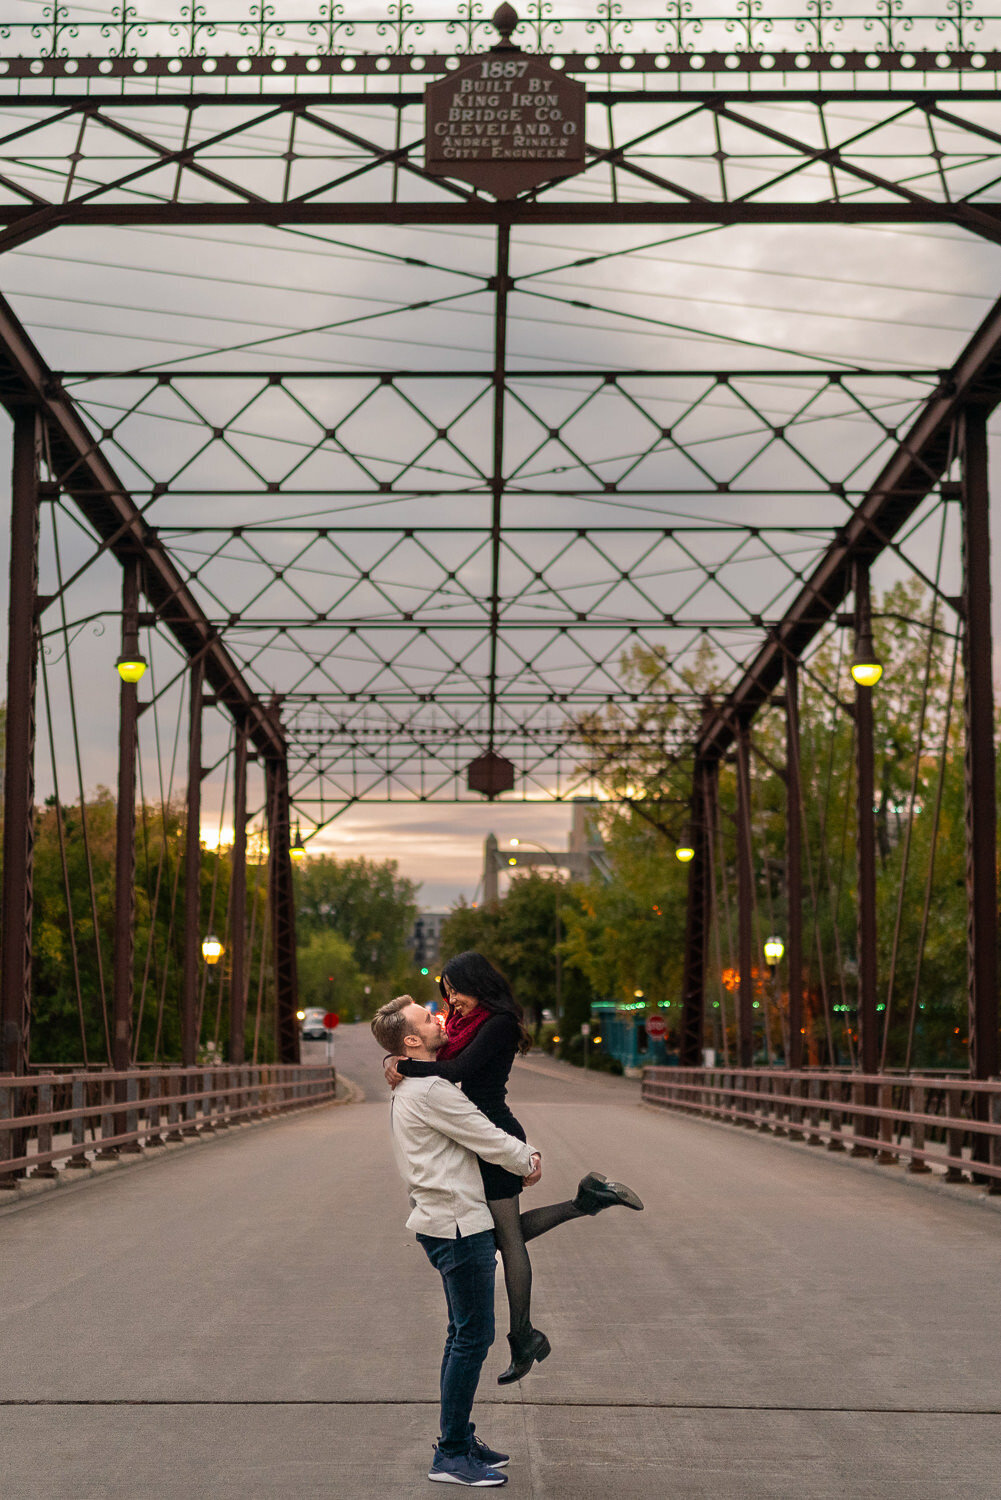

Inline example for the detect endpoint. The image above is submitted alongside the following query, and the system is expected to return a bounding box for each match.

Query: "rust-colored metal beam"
[853,566,879,1153]
[0,203,996,252]
[679,755,716,1068]
[959,406,999,1088]
[182,659,204,1072]
[735,720,754,1071]
[229,725,248,1067]
[696,290,1001,763]
[266,756,300,1066]
[0,408,39,1083]
[785,658,804,1074]
[0,291,286,765]
[112,556,140,1075]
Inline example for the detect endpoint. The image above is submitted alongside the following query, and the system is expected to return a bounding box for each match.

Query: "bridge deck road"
[3,1024,1001,1499]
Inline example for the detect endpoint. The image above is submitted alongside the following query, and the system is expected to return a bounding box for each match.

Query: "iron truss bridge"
[1,1,1000,1083]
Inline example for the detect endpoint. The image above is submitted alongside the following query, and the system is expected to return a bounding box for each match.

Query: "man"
[371,994,541,1488]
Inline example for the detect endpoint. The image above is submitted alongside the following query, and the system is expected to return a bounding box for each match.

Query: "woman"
[384,950,643,1383]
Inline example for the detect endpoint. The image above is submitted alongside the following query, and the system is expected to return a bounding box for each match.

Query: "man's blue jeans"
[417,1228,496,1456]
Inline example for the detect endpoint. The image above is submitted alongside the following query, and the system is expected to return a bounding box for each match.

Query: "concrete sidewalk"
[3,1025,1001,1498]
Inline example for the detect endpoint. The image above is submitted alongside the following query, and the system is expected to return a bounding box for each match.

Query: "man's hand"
[523,1151,543,1187]
[383,1057,404,1089]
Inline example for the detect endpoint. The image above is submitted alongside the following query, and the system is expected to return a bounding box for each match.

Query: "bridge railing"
[0,1064,337,1187]
[642,1067,1001,1192]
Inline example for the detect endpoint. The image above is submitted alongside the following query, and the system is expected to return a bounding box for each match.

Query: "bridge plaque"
[425,5,586,199]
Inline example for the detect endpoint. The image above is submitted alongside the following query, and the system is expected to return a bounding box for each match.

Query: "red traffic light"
[323,1012,340,1030]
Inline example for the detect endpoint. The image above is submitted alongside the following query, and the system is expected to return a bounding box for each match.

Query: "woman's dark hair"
[438,951,533,1056]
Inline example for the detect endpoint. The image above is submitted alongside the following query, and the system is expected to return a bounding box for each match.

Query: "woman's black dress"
[396,1011,526,1200]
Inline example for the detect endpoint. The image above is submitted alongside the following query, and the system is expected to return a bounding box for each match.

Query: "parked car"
[300,1007,329,1041]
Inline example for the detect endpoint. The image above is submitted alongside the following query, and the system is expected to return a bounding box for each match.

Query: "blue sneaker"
[470,1432,509,1469]
[428,1446,508,1486]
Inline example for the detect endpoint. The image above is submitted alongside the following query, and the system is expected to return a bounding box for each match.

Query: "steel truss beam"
[696,290,1001,763]
[677,285,1001,1080]
[3,29,1000,1080]
[0,292,286,764]
[1,89,1001,251]
[0,410,40,1085]
[266,755,301,1065]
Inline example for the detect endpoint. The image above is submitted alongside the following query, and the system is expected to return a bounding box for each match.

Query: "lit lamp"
[201,934,224,965]
[116,652,148,684]
[507,856,517,866]
[675,841,695,863]
[289,823,306,862]
[850,624,883,688]
[763,934,785,968]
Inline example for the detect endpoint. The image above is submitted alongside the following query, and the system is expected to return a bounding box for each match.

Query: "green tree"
[27,793,272,1065]
[296,929,365,1019]
[293,852,418,1018]
[441,871,596,1037]
[569,579,975,1070]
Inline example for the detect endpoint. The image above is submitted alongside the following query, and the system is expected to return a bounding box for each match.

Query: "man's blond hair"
[371,994,416,1055]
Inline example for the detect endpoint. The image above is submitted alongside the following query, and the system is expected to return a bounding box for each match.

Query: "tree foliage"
[24,799,418,1061]
[292,853,418,1017]
[567,580,975,1069]
[28,792,270,1065]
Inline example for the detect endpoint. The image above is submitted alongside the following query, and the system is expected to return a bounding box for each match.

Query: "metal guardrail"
[642,1067,1001,1192]
[0,1064,337,1186]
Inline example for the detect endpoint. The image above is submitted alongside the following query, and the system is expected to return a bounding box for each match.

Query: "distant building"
[483,796,608,903]
[410,910,448,973]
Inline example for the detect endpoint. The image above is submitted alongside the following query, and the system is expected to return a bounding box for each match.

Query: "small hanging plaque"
[425,5,586,199]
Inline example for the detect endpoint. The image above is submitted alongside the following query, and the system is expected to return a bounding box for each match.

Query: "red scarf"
[438,1004,492,1060]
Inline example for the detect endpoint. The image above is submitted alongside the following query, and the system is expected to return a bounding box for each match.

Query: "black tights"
[487,1196,583,1340]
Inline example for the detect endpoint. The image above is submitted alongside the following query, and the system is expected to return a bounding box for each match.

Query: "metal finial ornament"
[492,3,519,46]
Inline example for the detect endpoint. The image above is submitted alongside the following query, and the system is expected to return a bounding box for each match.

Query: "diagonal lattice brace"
[696,290,1001,761]
[0,290,285,763]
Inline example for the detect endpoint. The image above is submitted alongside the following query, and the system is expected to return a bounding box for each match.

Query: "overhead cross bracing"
[2,0,998,822]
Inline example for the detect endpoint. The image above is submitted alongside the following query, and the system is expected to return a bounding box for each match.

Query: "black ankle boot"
[573,1171,645,1215]
[497,1327,551,1384]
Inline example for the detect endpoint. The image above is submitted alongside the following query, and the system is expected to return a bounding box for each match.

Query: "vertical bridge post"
[959,408,999,1113]
[182,656,204,1070]
[853,561,878,1153]
[113,556,140,1075]
[680,754,716,1067]
[735,718,754,1070]
[785,658,804,1072]
[229,722,248,1065]
[1,408,40,1085]
[266,754,300,1065]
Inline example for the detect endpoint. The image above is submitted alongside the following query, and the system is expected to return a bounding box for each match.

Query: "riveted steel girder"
[696,291,1001,763]
[0,291,286,764]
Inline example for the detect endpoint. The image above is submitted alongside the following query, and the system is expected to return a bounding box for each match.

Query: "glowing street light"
[289,823,306,862]
[675,842,695,863]
[851,568,883,687]
[201,934,224,965]
[851,624,883,687]
[115,652,148,684]
[763,935,785,967]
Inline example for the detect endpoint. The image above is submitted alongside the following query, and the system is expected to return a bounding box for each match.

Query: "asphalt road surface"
[3,1023,1001,1498]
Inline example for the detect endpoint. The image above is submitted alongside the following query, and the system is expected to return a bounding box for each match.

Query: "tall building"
[410,910,448,973]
